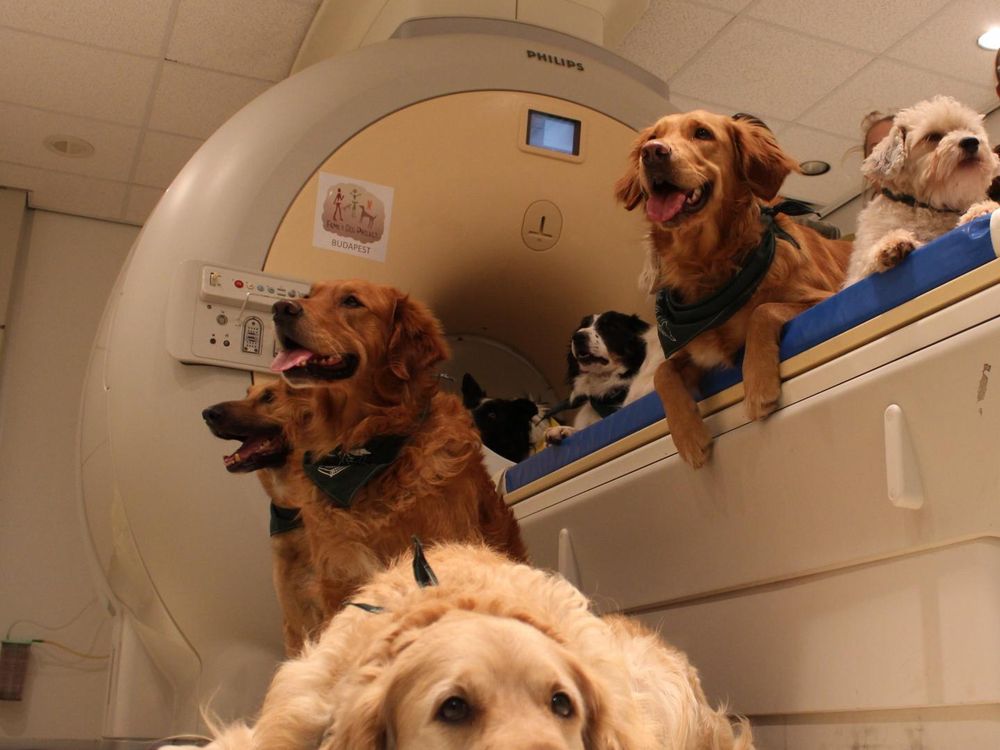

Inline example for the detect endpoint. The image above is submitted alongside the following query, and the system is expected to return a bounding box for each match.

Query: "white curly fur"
[844,96,1000,287]
[171,544,753,750]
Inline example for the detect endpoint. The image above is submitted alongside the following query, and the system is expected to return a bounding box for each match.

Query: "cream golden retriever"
[270,280,527,621]
[176,543,753,750]
[616,111,853,467]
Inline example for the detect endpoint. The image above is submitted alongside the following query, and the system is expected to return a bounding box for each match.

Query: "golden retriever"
[615,111,853,467]
[202,380,324,655]
[175,543,753,750]
[269,279,527,620]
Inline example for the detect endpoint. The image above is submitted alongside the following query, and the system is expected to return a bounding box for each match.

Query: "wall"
[0,209,135,743]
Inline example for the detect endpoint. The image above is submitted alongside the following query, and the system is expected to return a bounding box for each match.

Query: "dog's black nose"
[959,137,980,154]
[273,299,302,320]
[202,405,223,424]
[571,331,589,351]
[641,141,671,165]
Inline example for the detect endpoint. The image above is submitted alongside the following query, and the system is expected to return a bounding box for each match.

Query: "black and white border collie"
[546,311,664,443]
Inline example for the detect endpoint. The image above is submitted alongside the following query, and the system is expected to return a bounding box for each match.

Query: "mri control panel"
[166,260,311,373]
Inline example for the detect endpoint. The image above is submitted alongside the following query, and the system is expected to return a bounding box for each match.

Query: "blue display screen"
[527,110,581,156]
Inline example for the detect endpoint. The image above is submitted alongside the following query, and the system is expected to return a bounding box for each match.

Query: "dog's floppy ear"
[729,114,800,200]
[614,126,652,210]
[387,293,450,381]
[863,123,906,183]
[321,676,389,750]
[461,373,485,408]
[513,398,539,420]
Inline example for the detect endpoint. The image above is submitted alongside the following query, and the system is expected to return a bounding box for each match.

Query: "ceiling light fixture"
[799,160,830,176]
[977,27,1000,50]
[43,134,95,158]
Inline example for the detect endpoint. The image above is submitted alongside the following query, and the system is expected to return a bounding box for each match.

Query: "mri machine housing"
[79,17,670,743]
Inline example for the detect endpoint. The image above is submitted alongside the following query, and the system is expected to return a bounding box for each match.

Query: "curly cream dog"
[844,96,1000,286]
[179,543,753,750]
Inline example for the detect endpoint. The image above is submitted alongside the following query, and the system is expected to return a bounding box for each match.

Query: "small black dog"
[461,374,547,463]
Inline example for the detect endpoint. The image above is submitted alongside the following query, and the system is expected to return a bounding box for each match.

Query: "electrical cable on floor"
[31,639,109,660]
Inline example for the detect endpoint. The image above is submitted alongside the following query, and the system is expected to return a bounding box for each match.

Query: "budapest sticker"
[313,173,394,262]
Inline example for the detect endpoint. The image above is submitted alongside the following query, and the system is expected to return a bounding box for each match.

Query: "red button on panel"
[234,279,244,288]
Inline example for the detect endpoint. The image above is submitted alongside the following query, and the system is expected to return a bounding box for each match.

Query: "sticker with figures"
[313,173,394,262]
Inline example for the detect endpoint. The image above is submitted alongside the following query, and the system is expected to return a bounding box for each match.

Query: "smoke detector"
[43,135,95,158]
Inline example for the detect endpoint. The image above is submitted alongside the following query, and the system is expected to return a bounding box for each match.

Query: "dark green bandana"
[303,434,407,509]
[269,503,304,537]
[654,205,801,360]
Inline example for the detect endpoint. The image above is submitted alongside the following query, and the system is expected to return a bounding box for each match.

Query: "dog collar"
[269,503,304,537]
[303,434,407,509]
[880,188,960,215]
[549,388,628,420]
[654,204,800,360]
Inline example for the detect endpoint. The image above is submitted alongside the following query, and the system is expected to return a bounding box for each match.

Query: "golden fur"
[177,543,754,750]
[274,280,527,619]
[202,380,323,655]
[615,110,852,467]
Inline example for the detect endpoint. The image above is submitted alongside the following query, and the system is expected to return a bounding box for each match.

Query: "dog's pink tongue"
[646,191,686,223]
[270,349,313,372]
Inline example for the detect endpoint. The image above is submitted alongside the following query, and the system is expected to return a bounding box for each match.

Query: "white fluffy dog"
[843,95,1000,287]
[175,543,753,750]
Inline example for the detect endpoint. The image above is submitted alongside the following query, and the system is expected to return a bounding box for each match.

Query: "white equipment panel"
[166,260,311,372]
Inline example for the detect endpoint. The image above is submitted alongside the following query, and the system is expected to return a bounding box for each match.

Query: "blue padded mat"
[505,214,998,493]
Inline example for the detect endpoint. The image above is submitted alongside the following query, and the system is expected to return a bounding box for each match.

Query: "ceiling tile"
[148,63,272,139]
[0,0,173,57]
[167,0,316,81]
[616,0,732,81]
[0,28,158,125]
[886,0,1000,87]
[0,103,140,182]
[799,58,997,139]
[0,162,126,220]
[667,94,793,133]
[686,0,754,12]
[134,131,203,189]
[123,185,165,225]
[747,0,949,54]
[670,19,872,121]
[775,125,864,207]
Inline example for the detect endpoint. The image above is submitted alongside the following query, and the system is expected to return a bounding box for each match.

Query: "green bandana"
[303,434,407,509]
[654,203,802,360]
[269,503,304,536]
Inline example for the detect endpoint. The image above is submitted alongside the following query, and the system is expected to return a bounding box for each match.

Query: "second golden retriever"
[616,111,852,467]
[174,543,754,750]
[270,279,527,620]
[202,379,323,655]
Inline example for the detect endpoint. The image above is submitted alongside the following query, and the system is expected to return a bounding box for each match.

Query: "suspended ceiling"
[0,0,997,225]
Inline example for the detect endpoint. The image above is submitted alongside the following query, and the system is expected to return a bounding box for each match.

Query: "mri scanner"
[78,4,1000,748]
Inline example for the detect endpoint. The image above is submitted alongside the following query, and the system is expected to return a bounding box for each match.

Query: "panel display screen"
[526,110,581,156]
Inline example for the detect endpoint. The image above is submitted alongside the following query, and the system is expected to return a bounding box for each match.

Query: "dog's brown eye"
[436,696,472,724]
[926,132,943,143]
[694,127,714,141]
[259,390,275,404]
[341,294,363,308]
[551,691,574,718]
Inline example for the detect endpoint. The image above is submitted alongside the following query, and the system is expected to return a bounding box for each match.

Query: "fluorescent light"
[977,27,1000,50]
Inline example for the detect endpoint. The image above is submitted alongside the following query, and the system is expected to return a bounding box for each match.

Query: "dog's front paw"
[744,372,781,421]
[670,419,712,468]
[870,230,917,273]
[544,425,575,445]
[959,200,1000,226]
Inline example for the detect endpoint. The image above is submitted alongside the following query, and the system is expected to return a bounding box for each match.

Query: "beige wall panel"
[265,90,649,392]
